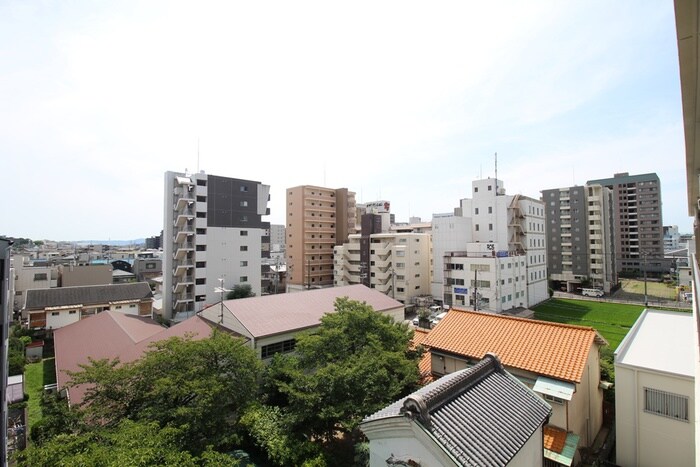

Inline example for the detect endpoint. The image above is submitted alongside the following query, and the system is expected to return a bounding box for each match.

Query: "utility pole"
[642,251,648,307]
[214,278,230,325]
[473,268,479,311]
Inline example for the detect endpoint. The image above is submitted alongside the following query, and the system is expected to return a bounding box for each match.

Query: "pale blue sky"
[0,1,690,240]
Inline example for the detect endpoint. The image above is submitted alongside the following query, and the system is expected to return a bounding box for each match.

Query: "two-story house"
[422,309,607,467]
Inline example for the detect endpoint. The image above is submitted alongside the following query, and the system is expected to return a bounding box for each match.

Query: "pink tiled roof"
[211,285,404,338]
[54,311,216,405]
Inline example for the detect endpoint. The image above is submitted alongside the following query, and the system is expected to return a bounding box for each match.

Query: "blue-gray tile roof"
[363,353,552,467]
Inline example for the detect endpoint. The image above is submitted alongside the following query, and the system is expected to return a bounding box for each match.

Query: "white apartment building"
[334,230,431,304]
[163,171,270,321]
[434,178,548,310]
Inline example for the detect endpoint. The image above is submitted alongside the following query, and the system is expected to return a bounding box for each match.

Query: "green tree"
[67,331,262,453]
[264,298,421,444]
[30,392,83,445]
[226,284,255,300]
[16,420,239,466]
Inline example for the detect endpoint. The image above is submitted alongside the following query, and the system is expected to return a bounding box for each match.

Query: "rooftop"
[362,353,552,467]
[201,284,403,338]
[425,309,606,383]
[25,282,152,309]
[54,311,218,405]
[615,309,694,377]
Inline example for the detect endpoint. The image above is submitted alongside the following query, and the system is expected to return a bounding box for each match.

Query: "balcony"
[175,227,194,243]
[173,276,194,293]
[175,211,195,227]
[174,242,194,260]
[174,260,194,276]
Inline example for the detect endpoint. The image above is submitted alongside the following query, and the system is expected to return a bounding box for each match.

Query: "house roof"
[411,328,433,384]
[615,309,694,377]
[424,309,606,383]
[362,353,552,467]
[202,284,403,338]
[25,282,152,310]
[54,311,216,405]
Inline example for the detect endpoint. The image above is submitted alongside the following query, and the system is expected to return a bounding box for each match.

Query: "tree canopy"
[263,297,421,445]
[226,284,255,300]
[64,330,261,454]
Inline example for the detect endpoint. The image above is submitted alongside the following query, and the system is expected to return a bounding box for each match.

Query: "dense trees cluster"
[17,298,422,466]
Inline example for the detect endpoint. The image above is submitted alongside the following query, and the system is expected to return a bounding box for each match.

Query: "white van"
[581,288,604,298]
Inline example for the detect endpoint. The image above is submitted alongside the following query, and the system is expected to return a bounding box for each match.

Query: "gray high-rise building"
[163,171,270,321]
[587,172,665,276]
[542,184,617,292]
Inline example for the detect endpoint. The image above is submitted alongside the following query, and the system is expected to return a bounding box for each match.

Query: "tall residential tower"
[163,171,270,320]
[286,185,356,291]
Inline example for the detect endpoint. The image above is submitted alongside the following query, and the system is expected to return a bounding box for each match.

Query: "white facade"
[12,257,57,313]
[163,171,270,321]
[430,213,472,301]
[664,225,681,251]
[334,232,431,304]
[433,178,547,309]
[615,309,695,467]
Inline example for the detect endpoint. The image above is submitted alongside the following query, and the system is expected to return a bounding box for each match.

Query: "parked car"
[581,288,604,297]
[430,311,448,326]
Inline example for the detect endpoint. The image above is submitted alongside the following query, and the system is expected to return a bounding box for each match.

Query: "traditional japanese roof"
[411,328,433,384]
[425,309,607,383]
[362,353,552,467]
[54,311,220,405]
[203,284,403,338]
[25,282,152,310]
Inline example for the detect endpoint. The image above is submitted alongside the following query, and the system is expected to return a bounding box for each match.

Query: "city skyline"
[1,1,690,240]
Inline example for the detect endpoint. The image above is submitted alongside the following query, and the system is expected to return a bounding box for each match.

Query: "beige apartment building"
[334,230,432,303]
[286,186,356,291]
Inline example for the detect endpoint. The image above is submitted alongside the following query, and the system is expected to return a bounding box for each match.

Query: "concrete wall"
[616,365,694,467]
[60,265,112,287]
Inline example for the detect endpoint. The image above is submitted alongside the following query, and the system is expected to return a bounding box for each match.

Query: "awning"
[543,427,580,466]
[534,376,575,401]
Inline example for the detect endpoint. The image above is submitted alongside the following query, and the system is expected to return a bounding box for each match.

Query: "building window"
[240,200,248,207]
[240,185,248,192]
[145,263,156,270]
[488,206,492,214]
[196,228,206,234]
[396,262,405,268]
[241,216,248,222]
[51,312,60,316]
[240,261,248,267]
[34,273,48,281]
[69,310,77,315]
[474,187,478,193]
[196,212,206,218]
[196,245,206,251]
[196,278,206,285]
[644,388,689,422]
[396,251,405,257]
[196,261,206,268]
[488,185,492,191]
[240,246,248,252]
[543,394,564,405]
[197,179,206,186]
[240,276,248,283]
[261,339,296,359]
[241,231,248,236]
[489,223,493,231]
[475,224,480,231]
[475,208,479,215]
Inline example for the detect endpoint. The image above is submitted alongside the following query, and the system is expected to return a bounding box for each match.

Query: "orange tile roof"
[543,425,567,453]
[424,309,601,383]
[411,328,434,384]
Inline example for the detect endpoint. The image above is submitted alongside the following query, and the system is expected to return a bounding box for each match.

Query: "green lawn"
[25,358,56,431]
[533,299,645,350]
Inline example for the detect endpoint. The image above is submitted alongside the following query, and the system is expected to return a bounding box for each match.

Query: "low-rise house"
[25,282,153,331]
[360,353,552,466]
[615,309,695,466]
[54,311,220,405]
[423,309,607,466]
[199,284,404,360]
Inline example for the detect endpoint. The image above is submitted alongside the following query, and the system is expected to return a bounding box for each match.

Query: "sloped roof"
[411,328,433,384]
[203,284,403,338]
[25,282,152,309]
[54,311,216,405]
[363,354,552,467]
[425,309,605,383]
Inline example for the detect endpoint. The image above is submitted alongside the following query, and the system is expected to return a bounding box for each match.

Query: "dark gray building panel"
[207,175,266,229]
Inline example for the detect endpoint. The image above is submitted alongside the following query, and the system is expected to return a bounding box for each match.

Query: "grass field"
[25,358,56,432]
[533,299,645,350]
